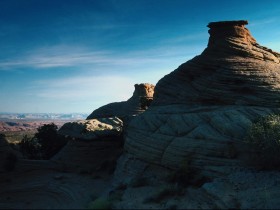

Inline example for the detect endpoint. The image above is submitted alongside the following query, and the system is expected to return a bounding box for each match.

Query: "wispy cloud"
[0,45,109,69]
[0,43,204,70]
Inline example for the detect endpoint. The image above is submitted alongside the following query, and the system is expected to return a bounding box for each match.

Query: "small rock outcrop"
[87,83,155,119]
[122,20,280,178]
[53,117,124,172]
[58,117,123,141]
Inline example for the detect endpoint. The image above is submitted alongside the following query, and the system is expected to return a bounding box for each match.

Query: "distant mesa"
[122,20,280,178]
[86,83,155,120]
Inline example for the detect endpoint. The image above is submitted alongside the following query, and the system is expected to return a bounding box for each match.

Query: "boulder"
[58,117,123,141]
[123,20,280,177]
[53,117,123,172]
[87,83,155,119]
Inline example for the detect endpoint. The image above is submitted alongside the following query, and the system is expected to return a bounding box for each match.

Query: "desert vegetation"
[244,114,280,170]
[18,123,68,160]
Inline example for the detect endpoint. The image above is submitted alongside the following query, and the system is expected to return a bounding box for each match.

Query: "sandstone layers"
[124,20,280,177]
[87,83,154,119]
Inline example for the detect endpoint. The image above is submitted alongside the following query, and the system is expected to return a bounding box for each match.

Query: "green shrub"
[19,135,42,159]
[19,123,68,160]
[244,114,280,169]
[35,123,67,159]
[87,197,111,210]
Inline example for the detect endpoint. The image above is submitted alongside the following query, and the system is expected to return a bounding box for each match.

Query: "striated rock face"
[58,117,123,141]
[87,83,155,119]
[153,20,280,107]
[123,20,280,177]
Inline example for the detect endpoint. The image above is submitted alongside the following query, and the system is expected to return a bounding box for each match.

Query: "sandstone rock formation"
[123,20,280,178]
[53,117,124,172]
[58,117,123,141]
[87,83,155,119]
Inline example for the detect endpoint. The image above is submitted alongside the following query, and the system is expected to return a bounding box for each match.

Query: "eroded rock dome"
[123,20,280,177]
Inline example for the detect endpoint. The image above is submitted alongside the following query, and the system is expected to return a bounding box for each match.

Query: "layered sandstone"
[87,83,154,119]
[123,20,280,177]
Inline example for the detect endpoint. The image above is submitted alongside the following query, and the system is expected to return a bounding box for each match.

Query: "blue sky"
[0,0,280,114]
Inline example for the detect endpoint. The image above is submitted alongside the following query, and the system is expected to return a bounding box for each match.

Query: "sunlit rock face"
[123,20,280,177]
[58,117,123,141]
[86,83,155,119]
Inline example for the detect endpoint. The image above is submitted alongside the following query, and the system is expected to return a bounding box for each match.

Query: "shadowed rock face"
[123,20,280,177]
[86,83,155,119]
[0,134,13,172]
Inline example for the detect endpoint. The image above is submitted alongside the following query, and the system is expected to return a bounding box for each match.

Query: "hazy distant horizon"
[1,0,280,113]
[0,112,89,114]
[0,113,89,121]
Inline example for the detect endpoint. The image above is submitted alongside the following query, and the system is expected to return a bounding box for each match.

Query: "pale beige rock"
[58,117,123,141]
[87,83,154,119]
